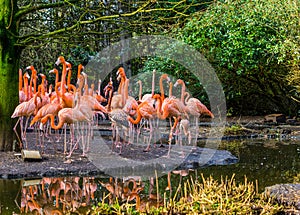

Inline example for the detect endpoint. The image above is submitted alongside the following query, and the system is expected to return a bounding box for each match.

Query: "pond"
[0,139,299,214]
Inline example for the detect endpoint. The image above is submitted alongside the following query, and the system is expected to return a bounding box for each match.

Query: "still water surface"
[0,139,299,214]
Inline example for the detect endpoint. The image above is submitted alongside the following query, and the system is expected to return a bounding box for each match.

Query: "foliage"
[91,174,283,214]
[142,0,300,115]
[18,0,202,70]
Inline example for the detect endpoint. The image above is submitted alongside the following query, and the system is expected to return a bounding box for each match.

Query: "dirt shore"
[1,116,299,179]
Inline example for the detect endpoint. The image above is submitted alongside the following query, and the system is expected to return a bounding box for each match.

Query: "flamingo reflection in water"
[18,176,98,214]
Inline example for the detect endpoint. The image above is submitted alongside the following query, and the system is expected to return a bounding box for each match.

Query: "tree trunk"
[0,0,21,151]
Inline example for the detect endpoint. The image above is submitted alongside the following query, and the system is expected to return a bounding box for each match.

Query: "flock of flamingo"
[11,56,214,158]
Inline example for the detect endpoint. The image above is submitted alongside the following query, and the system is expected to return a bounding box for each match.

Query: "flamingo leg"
[13,117,23,149]
[194,117,199,145]
[22,116,30,149]
[144,119,153,152]
[64,124,67,154]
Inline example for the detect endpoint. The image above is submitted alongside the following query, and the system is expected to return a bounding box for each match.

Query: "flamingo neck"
[180,82,186,104]
[77,65,82,80]
[24,75,29,101]
[67,69,72,86]
[19,69,22,91]
[55,70,59,84]
[184,92,190,104]
[169,82,173,98]
[33,71,37,94]
[138,81,142,101]
[128,109,142,124]
[159,77,165,101]
[41,77,46,96]
[98,80,101,96]
[107,89,113,112]
[61,61,67,94]
[151,70,156,96]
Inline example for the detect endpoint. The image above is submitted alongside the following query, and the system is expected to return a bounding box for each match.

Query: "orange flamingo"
[117,67,127,95]
[94,79,107,103]
[11,72,41,148]
[122,78,138,117]
[19,69,27,103]
[128,99,157,151]
[30,82,63,127]
[80,72,107,113]
[55,57,75,108]
[154,75,188,157]
[37,73,50,108]
[26,65,37,100]
[41,89,91,156]
[77,64,84,80]
[48,68,60,102]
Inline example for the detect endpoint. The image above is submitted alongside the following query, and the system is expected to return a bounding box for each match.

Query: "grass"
[90,174,283,215]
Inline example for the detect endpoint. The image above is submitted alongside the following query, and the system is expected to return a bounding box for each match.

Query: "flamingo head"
[174,79,184,87]
[55,56,65,66]
[24,72,30,79]
[49,68,58,74]
[78,64,84,72]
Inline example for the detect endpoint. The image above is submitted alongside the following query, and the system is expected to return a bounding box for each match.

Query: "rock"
[264,184,300,213]
[264,114,286,123]
[88,141,238,178]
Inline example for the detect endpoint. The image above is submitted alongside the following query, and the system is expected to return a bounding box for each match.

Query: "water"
[0,139,299,214]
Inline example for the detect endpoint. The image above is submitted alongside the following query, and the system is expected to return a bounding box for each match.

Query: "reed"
[91,174,283,214]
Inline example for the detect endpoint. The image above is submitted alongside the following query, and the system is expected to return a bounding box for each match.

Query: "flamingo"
[76,74,102,155]
[30,82,63,127]
[174,79,214,143]
[105,82,129,153]
[117,67,127,95]
[94,79,107,103]
[11,72,41,148]
[48,68,60,102]
[140,69,156,103]
[37,73,50,107]
[154,75,188,157]
[122,78,138,116]
[55,56,75,108]
[19,69,27,103]
[128,99,157,151]
[41,89,91,156]
[26,65,37,100]
[105,68,127,111]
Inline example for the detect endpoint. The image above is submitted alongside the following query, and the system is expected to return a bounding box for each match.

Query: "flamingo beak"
[117,74,121,81]
[166,76,171,83]
[25,66,31,70]
[55,58,61,66]
[81,71,87,78]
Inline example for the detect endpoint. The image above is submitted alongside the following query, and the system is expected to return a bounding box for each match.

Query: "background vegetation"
[1,0,299,149]
[140,0,300,116]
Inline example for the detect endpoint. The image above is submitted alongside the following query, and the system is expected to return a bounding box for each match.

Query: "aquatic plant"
[90,174,283,214]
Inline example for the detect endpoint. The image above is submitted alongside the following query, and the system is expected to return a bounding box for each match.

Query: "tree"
[0,0,200,151]
[176,0,300,115]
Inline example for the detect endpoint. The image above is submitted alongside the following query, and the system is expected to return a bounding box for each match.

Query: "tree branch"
[15,0,78,21]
